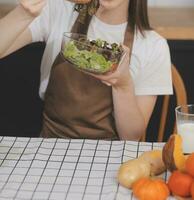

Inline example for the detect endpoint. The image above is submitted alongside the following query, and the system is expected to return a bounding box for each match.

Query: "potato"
[118,149,169,189]
[117,159,151,189]
[139,150,166,176]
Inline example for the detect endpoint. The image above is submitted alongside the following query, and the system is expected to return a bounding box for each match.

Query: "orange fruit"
[191,182,194,199]
[168,170,193,197]
[186,153,194,177]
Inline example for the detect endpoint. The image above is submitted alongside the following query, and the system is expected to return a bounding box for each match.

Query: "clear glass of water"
[175,105,194,154]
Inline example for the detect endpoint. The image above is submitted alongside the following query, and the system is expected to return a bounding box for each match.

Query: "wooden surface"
[1,5,194,40]
[149,7,194,40]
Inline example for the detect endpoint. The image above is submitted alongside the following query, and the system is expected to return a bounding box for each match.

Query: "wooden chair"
[141,64,187,142]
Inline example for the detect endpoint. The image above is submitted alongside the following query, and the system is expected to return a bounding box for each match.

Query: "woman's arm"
[90,46,157,141]
[112,80,156,141]
[0,0,46,58]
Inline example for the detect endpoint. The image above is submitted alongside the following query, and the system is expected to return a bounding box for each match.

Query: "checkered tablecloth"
[0,137,175,200]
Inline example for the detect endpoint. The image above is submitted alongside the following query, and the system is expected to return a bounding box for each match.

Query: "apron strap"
[71,0,99,34]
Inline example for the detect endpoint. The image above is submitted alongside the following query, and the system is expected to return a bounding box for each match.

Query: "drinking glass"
[175,105,194,154]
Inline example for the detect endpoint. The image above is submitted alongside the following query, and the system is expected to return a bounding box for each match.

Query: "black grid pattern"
[0,137,172,200]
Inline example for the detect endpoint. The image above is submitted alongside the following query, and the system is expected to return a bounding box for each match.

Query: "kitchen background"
[149,0,194,7]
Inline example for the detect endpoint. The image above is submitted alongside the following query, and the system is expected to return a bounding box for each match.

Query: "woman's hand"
[19,0,46,17]
[90,45,132,90]
[0,0,46,58]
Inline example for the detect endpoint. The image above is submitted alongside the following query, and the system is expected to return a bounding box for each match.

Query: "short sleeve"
[134,38,173,96]
[28,1,50,42]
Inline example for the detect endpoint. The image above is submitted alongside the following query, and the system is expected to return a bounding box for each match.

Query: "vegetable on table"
[162,134,187,172]
[117,150,166,188]
[138,150,166,176]
[185,153,194,177]
[132,177,170,200]
[191,182,194,199]
[117,159,151,189]
[168,170,194,198]
[118,134,194,199]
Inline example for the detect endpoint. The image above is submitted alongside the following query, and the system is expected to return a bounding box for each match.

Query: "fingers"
[83,70,111,81]
[19,0,46,17]
[90,73,117,82]
[115,44,130,73]
[119,52,127,66]
[20,0,44,6]
[83,71,117,86]
[121,44,130,52]
[120,44,130,62]
[81,43,131,86]
[101,81,111,86]
[32,0,46,15]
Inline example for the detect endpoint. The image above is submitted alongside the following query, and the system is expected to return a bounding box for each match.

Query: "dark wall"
[169,40,194,104]
[0,42,45,137]
[0,40,194,140]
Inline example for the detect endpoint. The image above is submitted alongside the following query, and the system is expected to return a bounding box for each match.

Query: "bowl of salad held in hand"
[62,33,124,74]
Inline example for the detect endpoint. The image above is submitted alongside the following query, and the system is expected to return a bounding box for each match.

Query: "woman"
[0,0,172,140]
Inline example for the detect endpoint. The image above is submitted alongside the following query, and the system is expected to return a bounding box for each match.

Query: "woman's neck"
[95,2,129,25]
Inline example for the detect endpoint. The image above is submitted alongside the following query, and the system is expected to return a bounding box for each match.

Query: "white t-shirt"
[29,0,173,99]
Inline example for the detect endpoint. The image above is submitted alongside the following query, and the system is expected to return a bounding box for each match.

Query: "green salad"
[63,38,122,74]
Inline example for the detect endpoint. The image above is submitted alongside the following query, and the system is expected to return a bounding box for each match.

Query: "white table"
[0,137,174,200]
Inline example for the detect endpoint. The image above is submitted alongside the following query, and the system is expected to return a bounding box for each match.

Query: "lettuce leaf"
[63,41,113,73]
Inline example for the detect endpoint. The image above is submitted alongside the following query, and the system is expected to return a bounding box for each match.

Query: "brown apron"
[41,7,134,139]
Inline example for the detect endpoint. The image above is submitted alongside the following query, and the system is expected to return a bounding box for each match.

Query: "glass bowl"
[61,33,123,74]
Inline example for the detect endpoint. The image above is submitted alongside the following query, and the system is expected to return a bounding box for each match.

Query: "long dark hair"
[128,0,151,33]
